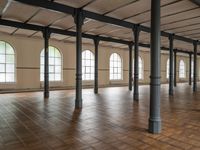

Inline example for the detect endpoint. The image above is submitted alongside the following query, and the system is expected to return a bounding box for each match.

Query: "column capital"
[168,33,174,41]
[73,8,85,26]
[133,24,141,34]
[42,27,51,39]
[93,36,100,46]
[193,40,198,47]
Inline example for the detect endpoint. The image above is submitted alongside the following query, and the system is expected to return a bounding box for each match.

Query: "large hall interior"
[0,0,200,149]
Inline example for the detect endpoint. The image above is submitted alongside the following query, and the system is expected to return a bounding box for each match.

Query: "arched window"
[0,41,15,83]
[110,53,122,80]
[133,56,144,79]
[166,59,169,79]
[82,50,94,80]
[40,46,62,81]
[179,60,186,78]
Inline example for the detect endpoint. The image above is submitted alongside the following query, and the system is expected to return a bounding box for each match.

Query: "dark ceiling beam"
[13,0,198,44]
[0,18,198,55]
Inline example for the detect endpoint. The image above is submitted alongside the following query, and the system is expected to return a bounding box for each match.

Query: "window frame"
[82,50,95,81]
[109,53,123,80]
[40,46,63,82]
[179,59,186,79]
[0,40,16,84]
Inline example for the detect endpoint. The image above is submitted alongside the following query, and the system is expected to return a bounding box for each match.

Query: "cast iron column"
[189,53,192,85]
[168,34,174,95]
[148,0,161,134]
[43,27,50,98]
[174,50,177,87]
[129,42,133,91]
[193,41,198,92]
[94,37,99,94]
[133,25,140,100]
[74,9,84,108]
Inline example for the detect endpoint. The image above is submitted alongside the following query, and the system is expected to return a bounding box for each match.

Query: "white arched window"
[82,50,94,80]
[0,41,15,83]
[110,53,122,80]
[179,60,186,78]
[166,59,169,79]
[40,46,62,81]
[133,56,144,79]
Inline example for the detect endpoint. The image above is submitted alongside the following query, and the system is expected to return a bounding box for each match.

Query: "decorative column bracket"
[42,27,51,98]
[73,8,85,109]
[94,36,100,94]
[133,24,140,101]
[168,34,174,96]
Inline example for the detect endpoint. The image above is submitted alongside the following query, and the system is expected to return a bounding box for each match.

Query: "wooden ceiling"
[0,0,199,51]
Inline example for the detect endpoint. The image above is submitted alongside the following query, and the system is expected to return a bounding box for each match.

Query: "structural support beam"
[174,50,177,87]
[133,25,140,100]
[43,27,50,98]
[74,9,84,109]
[189,53,192,86]
[193,41,198,92]
[128,42,133,91]
[168,34,174,96]
[148,0,161,134]
[94,37,99,94]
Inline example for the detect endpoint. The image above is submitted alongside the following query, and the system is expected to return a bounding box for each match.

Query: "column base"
[148,118,161,134]
[134,93,139,101]
[44,92,49,98]
[75,99,82,109]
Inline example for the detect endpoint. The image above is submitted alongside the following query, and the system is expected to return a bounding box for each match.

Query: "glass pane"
[49,66,54,73]
[0,42,5,54]
[0,64,5,72]
[55,66,61,73]
[55,58,61,65]
[6,44,14,54]
[86,67,90,73]
[49,47,54,57]
[6,55,14,63]
[40,65,44,73]
[55,74,61,81]
[49,58,54,65]
[54,49,61,57]
[40,74,44,81]
[0,73,5,82]
[0,55,5,63]
[41,56,44,65]
[49,74,54,81]
[41,50,44,57]
[6,64,14,73]
[6,73,14,82]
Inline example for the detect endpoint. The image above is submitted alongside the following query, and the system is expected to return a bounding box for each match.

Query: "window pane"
[0,73,5,82]
[49,66,54,73]
[49,47,55,57]
[0,55,5,63]
[55,74,61,81]
[6,44,14,54]
[55,58,61,65]
[0,64,5,72]
[6,55,14,63]
[49,57,54,65]
[55,50,61,57]
[49,74,54,81]
[6,73,14,82]
[82,50,94,80]
[0,42,5,54]
[55,66,61,73]
[6,64,14,73]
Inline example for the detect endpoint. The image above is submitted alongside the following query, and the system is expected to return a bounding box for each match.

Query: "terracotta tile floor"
[0,83,200,150]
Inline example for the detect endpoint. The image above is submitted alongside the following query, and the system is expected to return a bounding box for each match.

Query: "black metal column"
[94,37,99,94]
[133,25,140,100]
[168,34,174,95]
[193,41,198,92]
[43,27,50,98]
[189,53,192,85]
[74,9,84,109]
[174,50,177,87]
[148,0,161,134]
[129,43,133,91]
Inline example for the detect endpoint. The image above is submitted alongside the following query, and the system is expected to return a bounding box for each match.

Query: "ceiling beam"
[13,0,199,44]
[0,18,197,55]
